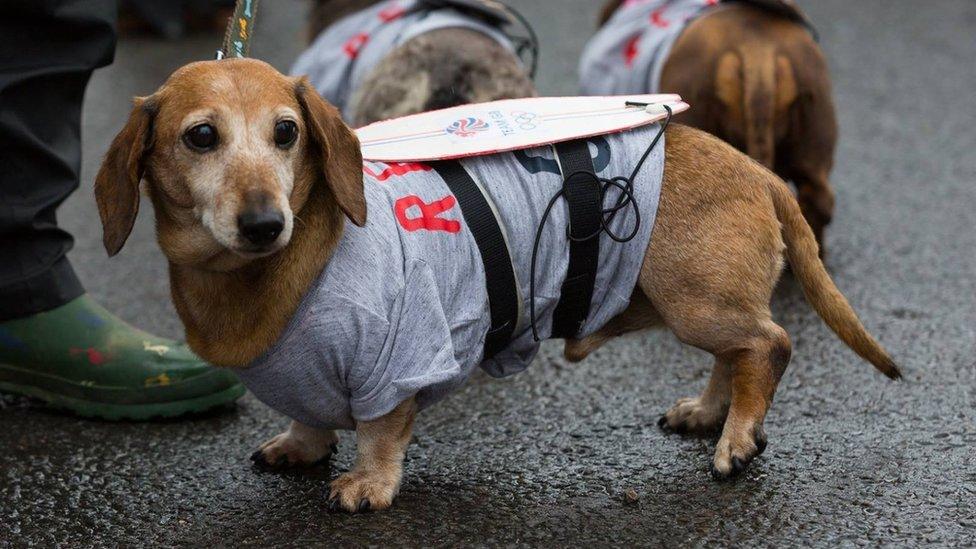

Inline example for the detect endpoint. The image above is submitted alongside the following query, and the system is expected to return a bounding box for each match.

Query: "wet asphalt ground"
[2,0,975,546]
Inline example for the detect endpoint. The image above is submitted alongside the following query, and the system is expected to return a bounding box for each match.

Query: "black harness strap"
[550,140,602,339]
[429,160,519,359]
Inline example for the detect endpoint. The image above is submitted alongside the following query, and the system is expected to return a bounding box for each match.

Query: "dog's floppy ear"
[294,78,366,227]
[94,96,156,256]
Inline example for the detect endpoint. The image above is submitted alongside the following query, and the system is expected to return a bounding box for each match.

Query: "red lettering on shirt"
[378,4,406,22]
[363,162,432,182]
[650,8,670,28]
[394,195,462,234]
[343,32,370,59]
[624,35,640,67]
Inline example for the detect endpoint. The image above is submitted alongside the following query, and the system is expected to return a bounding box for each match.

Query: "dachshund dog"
[95,59,898,513]
[584,0,838,250]
[297,0,536,126]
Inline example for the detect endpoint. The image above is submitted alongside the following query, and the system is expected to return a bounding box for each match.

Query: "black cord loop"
[529,105,673,341]
[500,1,540,79]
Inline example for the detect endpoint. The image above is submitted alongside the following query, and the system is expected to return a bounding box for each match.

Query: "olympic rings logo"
[510,111,539,131]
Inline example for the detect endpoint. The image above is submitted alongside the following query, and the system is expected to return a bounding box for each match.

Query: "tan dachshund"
[595,0,838,249]
[95,59,898,513]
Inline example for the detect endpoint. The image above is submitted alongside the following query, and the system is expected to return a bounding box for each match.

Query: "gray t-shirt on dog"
[235,125,666,430]
[579,0,715,95]
[290,0,516,121]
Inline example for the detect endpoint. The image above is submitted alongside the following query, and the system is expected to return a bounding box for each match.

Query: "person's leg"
[0,1,108,315]
[0,0,244,419]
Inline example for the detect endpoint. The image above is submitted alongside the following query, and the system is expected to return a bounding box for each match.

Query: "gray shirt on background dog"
[236,125,666,430]
[579,0,716,95]
[290,0,516,121]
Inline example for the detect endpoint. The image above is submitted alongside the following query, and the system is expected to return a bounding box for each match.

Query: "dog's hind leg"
[641,124,793,478]
[710,320,791,479]
[251,420,339,469]
[647,287,791,478]
[780,56,838,251]
[659,356,732,435]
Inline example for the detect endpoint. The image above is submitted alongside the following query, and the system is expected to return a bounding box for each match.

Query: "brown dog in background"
[596,0,838,249]
[94,59,897,513]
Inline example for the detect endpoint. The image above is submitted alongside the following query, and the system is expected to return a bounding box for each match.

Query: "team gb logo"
[446,117,490,138]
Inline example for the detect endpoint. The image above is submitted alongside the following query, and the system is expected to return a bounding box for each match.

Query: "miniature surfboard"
[356,94,690,162]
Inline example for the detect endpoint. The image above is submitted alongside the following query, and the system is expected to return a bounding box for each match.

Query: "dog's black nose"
[238,210,285,247]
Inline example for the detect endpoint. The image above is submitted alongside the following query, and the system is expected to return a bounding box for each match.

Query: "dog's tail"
[767,176,902,380]
[740,44,779,169]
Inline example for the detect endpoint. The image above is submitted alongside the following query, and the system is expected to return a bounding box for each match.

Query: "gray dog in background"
[297,0,536,126]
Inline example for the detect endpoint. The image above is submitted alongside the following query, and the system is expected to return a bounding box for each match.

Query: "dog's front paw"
[251,422,339,470]
[328,468,401,513]
[710,424,768,480]
[658,397,727,435]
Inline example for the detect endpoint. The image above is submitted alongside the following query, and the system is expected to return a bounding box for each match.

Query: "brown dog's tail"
[768,177,902,379]
[741,44,778,169]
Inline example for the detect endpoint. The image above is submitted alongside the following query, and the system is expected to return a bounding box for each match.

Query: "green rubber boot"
[0,295,245,420]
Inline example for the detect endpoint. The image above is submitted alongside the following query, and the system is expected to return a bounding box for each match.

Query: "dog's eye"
[274,120,298,149]
[183,124,219,152]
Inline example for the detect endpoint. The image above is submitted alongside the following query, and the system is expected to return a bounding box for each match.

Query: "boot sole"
[0,365,246,421]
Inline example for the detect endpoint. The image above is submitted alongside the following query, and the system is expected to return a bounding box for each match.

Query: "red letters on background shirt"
[343,33,369,58]
[650,8,670,28]
[624,35,640,67]
[341,3,408,59]
[378,4,406,22]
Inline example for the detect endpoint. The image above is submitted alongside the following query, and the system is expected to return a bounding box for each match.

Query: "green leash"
[218,0,260,59]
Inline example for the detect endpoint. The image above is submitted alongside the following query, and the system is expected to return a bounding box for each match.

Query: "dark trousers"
[0,0,117,321]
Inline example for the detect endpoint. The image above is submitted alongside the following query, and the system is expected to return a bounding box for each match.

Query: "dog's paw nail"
[330,443,339,454]
[711,465,725,481]
[731,456,747,475]
[755,437,768,456]
[657,415,669,430]
[357,498,371,512]
[250,450,272,470]
[328,498,341,513]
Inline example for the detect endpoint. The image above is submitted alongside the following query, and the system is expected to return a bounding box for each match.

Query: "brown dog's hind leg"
[640,125,793,479]
[651,300,791,478]
[781,60,838,252]
[328,397,416,513]
[711,321,791,479]
[659,356,732,435]
[252,420,339,469]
